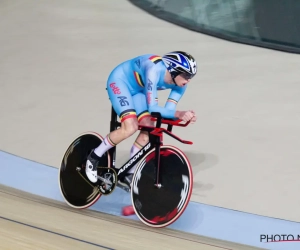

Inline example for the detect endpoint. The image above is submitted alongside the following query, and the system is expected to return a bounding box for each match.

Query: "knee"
[121,118,139,137]
[138,131,150,142]
[138,117,154,142]
[139,116,155,127]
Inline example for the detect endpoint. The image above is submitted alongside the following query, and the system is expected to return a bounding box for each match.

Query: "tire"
[58,132,111,209]
[131,145,193,228]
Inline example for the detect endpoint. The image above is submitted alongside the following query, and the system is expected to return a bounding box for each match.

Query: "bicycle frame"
[107,107,193,184]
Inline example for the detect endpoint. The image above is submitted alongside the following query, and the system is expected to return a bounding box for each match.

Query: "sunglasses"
[180,72,194,80]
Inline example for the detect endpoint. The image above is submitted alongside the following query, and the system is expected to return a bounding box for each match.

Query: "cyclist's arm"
[164,85,187,110]
[144,66,177,119]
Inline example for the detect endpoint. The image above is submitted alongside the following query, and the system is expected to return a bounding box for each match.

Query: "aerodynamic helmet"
[162,51,197,81]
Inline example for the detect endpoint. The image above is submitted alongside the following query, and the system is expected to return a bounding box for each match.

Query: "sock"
[128,141,143,174]
[94,134,116,157]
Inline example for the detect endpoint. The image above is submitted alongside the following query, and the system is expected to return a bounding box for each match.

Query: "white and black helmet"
[162,51,197,81]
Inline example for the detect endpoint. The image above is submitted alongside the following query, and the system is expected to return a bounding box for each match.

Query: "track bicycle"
[59,107,194,228]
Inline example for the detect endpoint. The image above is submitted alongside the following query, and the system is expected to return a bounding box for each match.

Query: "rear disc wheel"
[58,132,110,209]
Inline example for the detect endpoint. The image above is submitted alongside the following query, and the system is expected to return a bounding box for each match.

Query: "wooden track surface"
[0,185,265,250]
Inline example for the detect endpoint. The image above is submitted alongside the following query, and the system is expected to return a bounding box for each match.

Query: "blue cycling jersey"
[106,54,187,121]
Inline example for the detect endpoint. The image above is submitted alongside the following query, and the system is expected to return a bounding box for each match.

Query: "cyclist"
[85,51,197,188]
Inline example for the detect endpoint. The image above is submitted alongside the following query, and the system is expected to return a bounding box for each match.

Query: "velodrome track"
[1,0,300,249]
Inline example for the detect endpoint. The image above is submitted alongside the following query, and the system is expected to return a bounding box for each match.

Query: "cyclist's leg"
[127,92,155,174]
[85,73,138,183]
[97,81,139,153]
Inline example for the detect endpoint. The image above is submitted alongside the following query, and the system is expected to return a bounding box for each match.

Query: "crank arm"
[97,176,113,185]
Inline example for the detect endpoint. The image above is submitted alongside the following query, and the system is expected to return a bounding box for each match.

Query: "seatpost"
[109,106,120,168]
[110,106,120,132]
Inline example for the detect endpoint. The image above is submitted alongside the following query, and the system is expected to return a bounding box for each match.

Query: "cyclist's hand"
[190,110,197,124]
[175,110,195,122]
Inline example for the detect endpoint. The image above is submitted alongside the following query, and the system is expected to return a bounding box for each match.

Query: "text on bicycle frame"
[117,142,151,175]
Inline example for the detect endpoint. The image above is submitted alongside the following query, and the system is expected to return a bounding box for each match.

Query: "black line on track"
[0,215,114,250]
[0,187,261,250]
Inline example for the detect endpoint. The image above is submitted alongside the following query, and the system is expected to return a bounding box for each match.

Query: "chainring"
[97,167,117,195]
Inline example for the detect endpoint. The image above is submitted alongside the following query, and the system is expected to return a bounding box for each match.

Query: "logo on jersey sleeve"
[147,79,153,91]
[149,55,162,64]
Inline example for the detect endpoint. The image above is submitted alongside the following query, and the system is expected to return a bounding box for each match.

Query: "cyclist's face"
[175,74,191,87]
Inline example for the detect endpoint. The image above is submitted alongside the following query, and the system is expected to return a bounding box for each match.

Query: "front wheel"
[131,145,193,228]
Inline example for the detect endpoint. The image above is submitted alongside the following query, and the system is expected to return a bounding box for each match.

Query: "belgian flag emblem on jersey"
[149,55,162,64]
[134,71,144,87]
